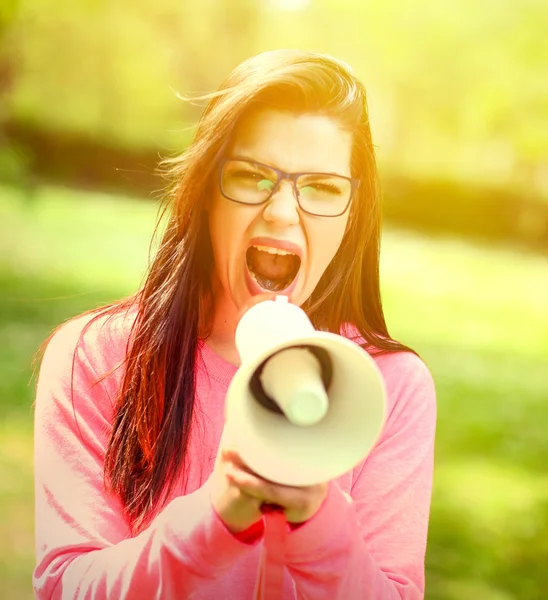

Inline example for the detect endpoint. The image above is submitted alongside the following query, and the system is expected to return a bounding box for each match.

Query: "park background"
[1,1,547,598]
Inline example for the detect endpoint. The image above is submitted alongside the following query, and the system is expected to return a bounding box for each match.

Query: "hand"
[224,451,328,524]
[209,431,329,532]
[210,294,328,531]
[209,435,265,534]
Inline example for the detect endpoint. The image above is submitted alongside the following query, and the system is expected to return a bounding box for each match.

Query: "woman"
[34,50,436,599]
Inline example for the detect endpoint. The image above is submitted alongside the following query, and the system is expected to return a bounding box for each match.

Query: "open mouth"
[246,245,301,292]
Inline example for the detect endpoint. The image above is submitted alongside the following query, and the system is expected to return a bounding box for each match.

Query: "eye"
[231,169,263,181]
[301,182,342,195]
[257,178,275,191]
[230,169,276,188]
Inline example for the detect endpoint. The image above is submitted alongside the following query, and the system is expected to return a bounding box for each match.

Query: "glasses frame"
[218,157,359,217]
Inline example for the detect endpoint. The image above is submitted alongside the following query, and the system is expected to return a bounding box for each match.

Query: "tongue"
[248,248,295,280]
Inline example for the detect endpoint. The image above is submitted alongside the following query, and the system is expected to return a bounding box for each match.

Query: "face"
[208,109,353,331]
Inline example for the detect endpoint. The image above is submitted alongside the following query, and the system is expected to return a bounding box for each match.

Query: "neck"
[204,285,241,367]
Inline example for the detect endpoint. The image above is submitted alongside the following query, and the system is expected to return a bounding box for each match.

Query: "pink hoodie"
[33,309,436,599]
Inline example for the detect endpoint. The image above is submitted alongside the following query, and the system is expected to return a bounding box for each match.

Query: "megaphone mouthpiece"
[260,347,329,427]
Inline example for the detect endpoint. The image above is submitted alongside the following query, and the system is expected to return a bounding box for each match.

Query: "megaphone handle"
[261,502,283,513]
[253,509,286,600]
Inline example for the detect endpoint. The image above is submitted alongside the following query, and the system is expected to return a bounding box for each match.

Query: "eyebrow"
[230,154,282,169]
[229,154,349,178]
[231,155,273,170]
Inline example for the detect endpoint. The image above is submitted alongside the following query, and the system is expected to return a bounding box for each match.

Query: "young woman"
[34,50,436,599]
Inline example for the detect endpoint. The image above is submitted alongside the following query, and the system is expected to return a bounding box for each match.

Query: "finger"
[228,468,311,510]
[224,455,323,496]
[226,465,267,494]
[221,450,258,476]
[226,467,283,505]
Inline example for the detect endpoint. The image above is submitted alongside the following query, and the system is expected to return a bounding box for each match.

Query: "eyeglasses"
[218,158,358,217]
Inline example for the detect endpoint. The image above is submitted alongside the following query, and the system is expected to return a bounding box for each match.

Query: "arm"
[284,352,437,599]
[33,318,257,600]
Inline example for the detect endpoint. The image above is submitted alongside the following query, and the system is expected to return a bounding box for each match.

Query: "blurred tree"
[0,0,18,72]
[182,0,260,88]
[1,0,22,117]
[5,0,261,146]
[302,0,548,190]
[0,0,32,187]
[1,0,547,195]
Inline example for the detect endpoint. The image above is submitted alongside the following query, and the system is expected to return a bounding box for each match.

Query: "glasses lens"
[221,160,278,204]
[296,174,352,216]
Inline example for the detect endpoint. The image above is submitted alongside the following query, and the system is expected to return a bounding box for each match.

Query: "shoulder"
[373,351,436,440]
[39,305,137,404]
[44,306,135,363]
[373,351,434,398]
[340,324,434,406]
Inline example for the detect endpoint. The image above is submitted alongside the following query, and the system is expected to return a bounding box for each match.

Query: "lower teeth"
[249,270,291,291]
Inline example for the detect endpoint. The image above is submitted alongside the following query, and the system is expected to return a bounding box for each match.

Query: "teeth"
[249,268,290,292]
[252,244,295,256]
[249,270,259,284]
[249,269,276,290]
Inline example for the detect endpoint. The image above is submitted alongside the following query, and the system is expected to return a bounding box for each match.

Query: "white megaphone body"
[224,296,387,487]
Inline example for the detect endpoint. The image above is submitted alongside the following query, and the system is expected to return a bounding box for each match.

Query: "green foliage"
[382,228,548,599]
[3,0,547,192]
[0,143,31,185]
[1,185,548,599]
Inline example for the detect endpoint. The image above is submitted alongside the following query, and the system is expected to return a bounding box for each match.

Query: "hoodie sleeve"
[33,317,257,600]
[284,352,437,600]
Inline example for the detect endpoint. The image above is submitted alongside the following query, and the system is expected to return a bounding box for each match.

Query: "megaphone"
[224,296,387,486]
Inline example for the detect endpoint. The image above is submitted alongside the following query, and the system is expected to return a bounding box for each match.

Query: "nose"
[262,180,300,227]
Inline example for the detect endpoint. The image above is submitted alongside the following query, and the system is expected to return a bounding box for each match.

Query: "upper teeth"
[252,245,295,256]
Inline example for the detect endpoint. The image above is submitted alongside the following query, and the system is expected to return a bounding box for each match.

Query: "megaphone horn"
[224,296,386,487]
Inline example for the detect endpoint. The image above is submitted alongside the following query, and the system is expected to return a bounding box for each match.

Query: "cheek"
[208,196,256,269]
[310,218,348,272]
[208,199,232,267]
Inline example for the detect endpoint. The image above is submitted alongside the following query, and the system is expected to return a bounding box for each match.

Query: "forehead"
[229,109,353,176]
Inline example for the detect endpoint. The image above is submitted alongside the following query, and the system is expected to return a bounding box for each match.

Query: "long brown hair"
[46,50,415,531]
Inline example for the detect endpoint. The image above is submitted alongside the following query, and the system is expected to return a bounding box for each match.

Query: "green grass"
[1,184,547,600]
